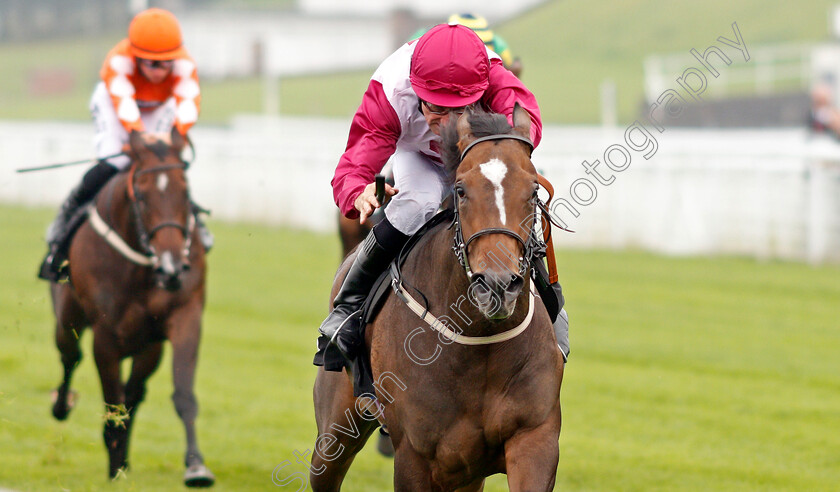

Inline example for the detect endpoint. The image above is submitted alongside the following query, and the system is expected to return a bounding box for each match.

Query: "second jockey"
[38,8,212,282]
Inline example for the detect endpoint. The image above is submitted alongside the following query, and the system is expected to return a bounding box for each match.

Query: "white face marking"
[479,158,508,225]
[157,173,169,192]
[159,251,176,275]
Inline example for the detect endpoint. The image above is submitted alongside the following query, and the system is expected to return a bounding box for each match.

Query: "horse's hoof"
[184,464,215,488]
[109,466,128,481]
[50,389,77,421]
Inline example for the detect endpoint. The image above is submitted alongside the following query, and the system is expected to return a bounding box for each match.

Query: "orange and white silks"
[100,39,200,136]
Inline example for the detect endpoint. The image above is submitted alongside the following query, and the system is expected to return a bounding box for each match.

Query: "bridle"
[451,133,546,279]
[126,160,194,263]
[388,131,571,345]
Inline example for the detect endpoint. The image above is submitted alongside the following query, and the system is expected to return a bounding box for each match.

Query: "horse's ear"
[128,130,145,154]
[456,110,475,150]
[512,102,532,140]
[171,127,186,153]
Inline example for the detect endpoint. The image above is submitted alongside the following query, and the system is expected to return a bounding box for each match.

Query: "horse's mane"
[440,108,513,187]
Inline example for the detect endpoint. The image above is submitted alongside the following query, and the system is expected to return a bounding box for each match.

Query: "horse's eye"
[455,186,466,199]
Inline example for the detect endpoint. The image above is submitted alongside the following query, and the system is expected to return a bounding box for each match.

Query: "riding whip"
[16,152,126,173]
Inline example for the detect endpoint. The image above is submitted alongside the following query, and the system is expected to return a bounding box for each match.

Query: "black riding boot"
[532,260,570,361]
[319,218,408,362]
[191,201,214,252]
[38,160,118,281]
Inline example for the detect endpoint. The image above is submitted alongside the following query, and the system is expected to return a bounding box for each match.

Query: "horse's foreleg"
[167,301,215,487]
[392,443,434,492]
[93,328,128,479]
[51,284,86,421]
[52,324,83,421]
[310,367,378,492]
[503,406,562,492]
[453,479,486,492]
[121,342,164,471]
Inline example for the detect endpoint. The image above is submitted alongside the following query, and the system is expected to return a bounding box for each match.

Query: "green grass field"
[2,0,838,125]
[1,204,838,491]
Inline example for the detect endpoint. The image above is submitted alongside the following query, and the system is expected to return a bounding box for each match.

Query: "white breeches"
[89,82,176,170]
[383,151,448,235]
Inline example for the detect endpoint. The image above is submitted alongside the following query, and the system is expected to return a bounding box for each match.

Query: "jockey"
[319,24,569,364]
[38,8,211,282]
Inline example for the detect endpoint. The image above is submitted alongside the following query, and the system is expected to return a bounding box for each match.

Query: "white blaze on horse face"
[160,250,176,276]
[157,173,169,193]
[479,158,508,225]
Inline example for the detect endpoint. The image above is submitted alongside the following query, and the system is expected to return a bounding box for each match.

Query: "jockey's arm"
[354,181,399,224]
[483,60,542,147]
[171,58,201,136]
[332,79,401,220]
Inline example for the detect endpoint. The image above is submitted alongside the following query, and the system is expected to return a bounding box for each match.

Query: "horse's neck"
[95,172,141,248]
[411,225,532,337]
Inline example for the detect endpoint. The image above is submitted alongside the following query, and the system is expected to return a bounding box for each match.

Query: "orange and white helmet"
[128,8,186,60]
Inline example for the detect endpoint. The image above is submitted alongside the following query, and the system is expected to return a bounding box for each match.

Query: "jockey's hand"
[354,181,398,225]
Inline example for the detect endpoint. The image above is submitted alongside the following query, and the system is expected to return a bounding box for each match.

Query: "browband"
[459,134,534,162]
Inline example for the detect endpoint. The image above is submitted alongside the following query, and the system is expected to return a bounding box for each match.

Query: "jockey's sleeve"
[171,58,201,136]
[332,79,401,219]
[483,59,542,147]
[101,51,145,133]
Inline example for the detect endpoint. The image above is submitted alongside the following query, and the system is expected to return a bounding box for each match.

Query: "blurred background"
[2,0,840,261]
[1,1,839,491]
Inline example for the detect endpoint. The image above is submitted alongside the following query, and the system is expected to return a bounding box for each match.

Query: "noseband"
[451,133,546,279]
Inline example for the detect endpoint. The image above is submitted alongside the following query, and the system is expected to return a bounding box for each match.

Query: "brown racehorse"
[312,105,564,491]
[49,129,215,486]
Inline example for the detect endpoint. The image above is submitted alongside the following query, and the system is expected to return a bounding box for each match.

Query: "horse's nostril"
[165,277,182,292]
[507,275,524,292]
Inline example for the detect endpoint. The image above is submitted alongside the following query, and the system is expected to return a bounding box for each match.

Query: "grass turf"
[0,204,838,491]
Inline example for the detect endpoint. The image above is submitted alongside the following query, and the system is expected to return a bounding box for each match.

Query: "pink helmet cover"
[410,24,490,107]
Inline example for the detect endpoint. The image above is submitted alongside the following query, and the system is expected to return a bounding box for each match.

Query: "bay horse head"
[126,129,193,291]
[443,103,539,320]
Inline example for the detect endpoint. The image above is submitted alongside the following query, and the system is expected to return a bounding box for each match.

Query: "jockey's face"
[137,58,174,84]
[421,100,468,136]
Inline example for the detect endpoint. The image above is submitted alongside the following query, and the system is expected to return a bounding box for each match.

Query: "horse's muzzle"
[469,270,524,320]
[154,250,190,291]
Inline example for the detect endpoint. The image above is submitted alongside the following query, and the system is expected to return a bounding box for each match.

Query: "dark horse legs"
[168,302,215,486]
[122,343,165,470]
[51,286,86,421]
[93,327,129,479]
[310,368,378,492]
[99,343,163,478]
